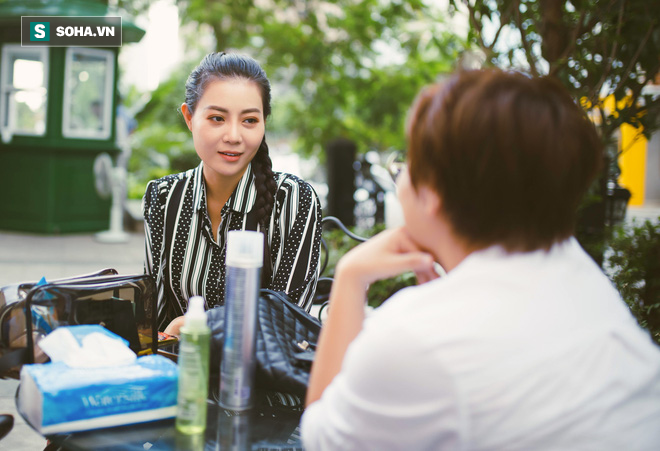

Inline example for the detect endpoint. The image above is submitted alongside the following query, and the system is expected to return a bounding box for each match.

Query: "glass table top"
[18,387,305,451]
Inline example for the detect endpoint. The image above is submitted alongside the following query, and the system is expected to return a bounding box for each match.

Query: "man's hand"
[336,227,438,288]
[306,227,438,407]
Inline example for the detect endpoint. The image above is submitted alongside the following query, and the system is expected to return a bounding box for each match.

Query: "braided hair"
[184,52,278,283]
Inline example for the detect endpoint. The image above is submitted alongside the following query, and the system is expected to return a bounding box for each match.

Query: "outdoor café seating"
[1,216,366,449]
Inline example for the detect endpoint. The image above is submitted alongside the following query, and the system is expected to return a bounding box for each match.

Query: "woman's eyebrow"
[205,105,262,114]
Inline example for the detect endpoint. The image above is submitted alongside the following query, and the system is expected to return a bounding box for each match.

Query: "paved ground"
[627,202,660,223]
[0,229,145,450]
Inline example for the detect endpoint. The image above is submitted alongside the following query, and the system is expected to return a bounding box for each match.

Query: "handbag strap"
[0,286,41,373]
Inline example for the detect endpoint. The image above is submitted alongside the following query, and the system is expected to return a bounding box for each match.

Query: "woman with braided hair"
[142,52,322,333]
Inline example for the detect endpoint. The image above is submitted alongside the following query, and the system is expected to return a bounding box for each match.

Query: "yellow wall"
[599,94,648,206]
[619,124,647,206]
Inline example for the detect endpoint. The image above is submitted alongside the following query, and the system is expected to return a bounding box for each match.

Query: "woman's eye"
[244,118,258,124]
[210,116,224,122]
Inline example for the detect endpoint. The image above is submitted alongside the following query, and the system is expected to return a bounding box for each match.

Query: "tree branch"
[613,22,656,98]
[548,8,586,78]
[539,0,568,67]
[489,3,514,51]
[587,0,624,106]
[463,0,487,49]
[513,0,539,76]
[462,0,512,64]
[620,59,660,119]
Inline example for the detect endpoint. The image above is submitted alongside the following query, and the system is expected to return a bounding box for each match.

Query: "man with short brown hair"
[302,69,660,450]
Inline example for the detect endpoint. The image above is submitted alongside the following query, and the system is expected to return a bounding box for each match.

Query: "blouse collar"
[193,162,257,214]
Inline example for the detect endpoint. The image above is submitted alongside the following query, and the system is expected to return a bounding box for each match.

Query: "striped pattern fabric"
[143,162,322,330]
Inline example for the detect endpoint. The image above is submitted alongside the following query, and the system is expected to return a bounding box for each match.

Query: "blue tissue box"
[18,354,179,434]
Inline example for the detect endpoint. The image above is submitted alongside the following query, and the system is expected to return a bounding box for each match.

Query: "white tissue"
[38,327,137,368]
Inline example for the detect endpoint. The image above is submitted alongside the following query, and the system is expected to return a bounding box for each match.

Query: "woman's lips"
[218,151,241,162]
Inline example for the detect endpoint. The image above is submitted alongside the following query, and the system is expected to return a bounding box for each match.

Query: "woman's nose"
[222,122,242,144]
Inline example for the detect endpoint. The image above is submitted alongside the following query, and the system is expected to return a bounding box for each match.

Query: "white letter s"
[34,24,45,39]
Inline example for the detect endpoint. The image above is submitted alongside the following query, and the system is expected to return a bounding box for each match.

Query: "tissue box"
[18,354,179,434]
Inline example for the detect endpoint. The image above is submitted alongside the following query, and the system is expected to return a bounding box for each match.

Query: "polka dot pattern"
[142,164,322,330]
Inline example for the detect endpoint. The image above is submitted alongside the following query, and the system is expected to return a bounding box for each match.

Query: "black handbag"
[207,289,321,398]
[0,269,157,376]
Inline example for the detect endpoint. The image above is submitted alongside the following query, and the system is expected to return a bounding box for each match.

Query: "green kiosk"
[0,0,144,233]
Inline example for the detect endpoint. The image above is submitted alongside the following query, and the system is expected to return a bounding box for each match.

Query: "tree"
[452,0,660,262]
[607,217,660,345]
[170,0,462,157]
[121,0,465,204]
[453,0,660,160]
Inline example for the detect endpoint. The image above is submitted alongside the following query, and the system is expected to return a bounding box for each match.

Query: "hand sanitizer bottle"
[176,296,210,434]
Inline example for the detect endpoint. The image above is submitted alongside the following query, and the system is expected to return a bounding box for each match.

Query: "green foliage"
[321,223,417,308]
[606,218,660,345]
[454,0,660,160]
[125,56,203,199]
[454,0,660,265]
[126,121,190,198]
[173,0,461,157]
[119,0,462,197]
[321,227,362,277]
[367,272,417,308]
[122,1,464,195]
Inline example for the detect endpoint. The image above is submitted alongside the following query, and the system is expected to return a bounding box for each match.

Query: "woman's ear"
[181,103,193,131]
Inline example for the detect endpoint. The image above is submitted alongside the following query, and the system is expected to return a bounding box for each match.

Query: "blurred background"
[115,0,471,232]
[0,3,658,447]
[0,0,659,337]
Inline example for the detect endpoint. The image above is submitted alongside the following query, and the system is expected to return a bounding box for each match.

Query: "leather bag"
[207,289,321,398]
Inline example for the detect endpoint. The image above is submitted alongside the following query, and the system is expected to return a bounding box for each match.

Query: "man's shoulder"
[367,281,446,327]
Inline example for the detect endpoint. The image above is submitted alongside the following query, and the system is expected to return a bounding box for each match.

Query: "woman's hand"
[164,316,186,337]
[336,227,439,289]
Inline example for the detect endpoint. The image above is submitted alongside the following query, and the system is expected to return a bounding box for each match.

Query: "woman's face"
[182,78,265,186]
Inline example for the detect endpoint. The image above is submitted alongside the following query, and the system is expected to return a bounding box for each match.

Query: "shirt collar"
[193,162,257,214]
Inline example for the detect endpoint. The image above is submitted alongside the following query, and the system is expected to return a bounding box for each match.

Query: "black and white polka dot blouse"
[142,162,322,330]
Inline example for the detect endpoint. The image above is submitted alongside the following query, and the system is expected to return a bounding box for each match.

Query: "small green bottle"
[176,296,211,434]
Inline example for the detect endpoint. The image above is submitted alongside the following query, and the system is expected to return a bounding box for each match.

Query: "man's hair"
[407,69,603,252]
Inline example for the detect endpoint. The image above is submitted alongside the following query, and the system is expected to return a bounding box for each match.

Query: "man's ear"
[418,185,441,218]
[181,103,193,131]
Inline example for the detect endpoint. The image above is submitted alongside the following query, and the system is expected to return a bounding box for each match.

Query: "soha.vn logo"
[30,22,50,41]
[55,25,116,37]
[30,21,116,40]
